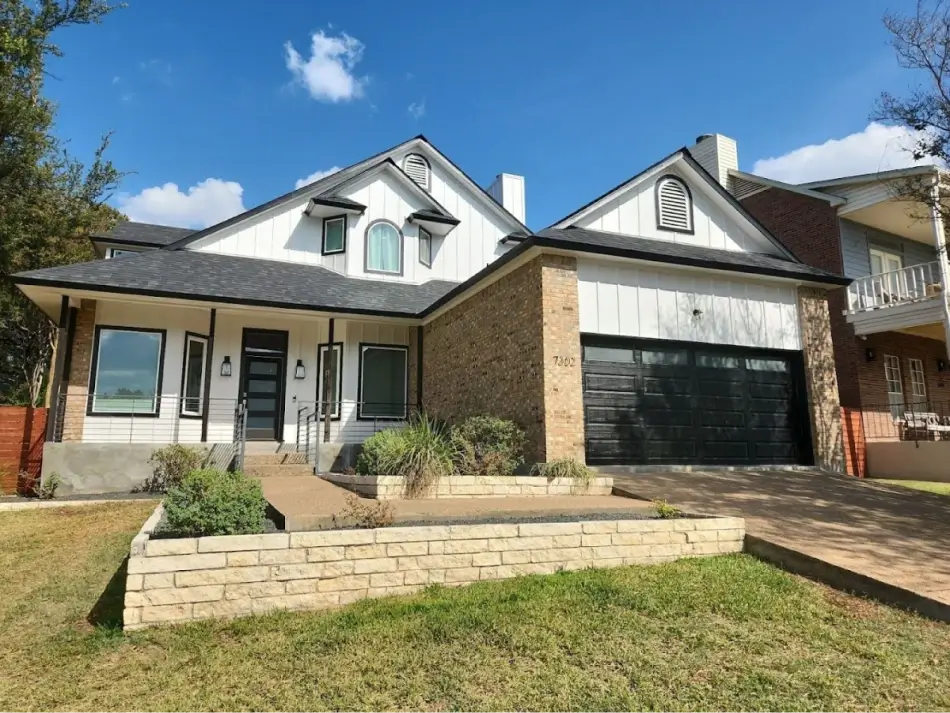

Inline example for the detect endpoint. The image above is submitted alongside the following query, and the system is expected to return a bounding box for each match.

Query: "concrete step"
[244,464,314,478]
[244,453,309,466]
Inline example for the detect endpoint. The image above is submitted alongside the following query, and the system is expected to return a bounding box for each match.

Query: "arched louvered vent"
[403,153,431,191]
[656,176,693,233]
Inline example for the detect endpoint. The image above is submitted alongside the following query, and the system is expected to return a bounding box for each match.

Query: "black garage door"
[582,336,812,466]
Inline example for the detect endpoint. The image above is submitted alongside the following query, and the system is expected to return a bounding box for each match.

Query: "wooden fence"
[0,407,47,494]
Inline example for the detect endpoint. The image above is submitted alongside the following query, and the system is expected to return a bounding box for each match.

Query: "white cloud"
[408,100,425,119]
[751,122,937,184]
[284,30,366,102]
[294,166,342,190]
[117,179,246,229]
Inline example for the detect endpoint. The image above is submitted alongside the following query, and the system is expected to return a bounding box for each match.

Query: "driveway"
[610,469,950,606]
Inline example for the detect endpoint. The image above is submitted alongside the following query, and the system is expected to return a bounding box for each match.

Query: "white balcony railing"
[847,261,944,313]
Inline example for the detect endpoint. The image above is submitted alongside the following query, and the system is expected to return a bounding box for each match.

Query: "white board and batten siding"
[574,167,778,255]
[190,152,512,285]
[577,259,801,351]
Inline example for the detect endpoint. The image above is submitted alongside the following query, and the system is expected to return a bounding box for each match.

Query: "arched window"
[655,175,693,233]
[365,220,403,274]
[403,153,431,191]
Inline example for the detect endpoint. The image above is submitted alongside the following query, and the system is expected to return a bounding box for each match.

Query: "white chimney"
[690,134,738,187]
[488,173,526,224]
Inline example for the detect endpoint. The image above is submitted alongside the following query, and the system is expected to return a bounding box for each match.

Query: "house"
[11,134,848,494]
[732,158,950,478]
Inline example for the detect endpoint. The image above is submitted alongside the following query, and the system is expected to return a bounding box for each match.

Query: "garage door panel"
[582,336,810,467]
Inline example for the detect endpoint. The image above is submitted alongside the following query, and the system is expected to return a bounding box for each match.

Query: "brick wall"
[61,299,96,442]
[0,407,47,494]
[423,254,585,463]
[797,288,845,471]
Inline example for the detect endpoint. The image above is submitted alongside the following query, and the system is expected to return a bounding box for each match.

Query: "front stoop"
[243,453,313,478]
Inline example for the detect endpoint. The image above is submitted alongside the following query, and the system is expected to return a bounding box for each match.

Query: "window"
[641,349,688,366]
[365,221,402,274]
[419,227,432,267]
[697,354,740,368]
[89,327,165,415]
[884,354,904,419]
[655,175,693,233]
[869,248,902,275]
[105,248,139,258]
[322,215,346,255]
[180,333,208,417]
[909,357,926,403]
[746,358,788,372]
[317,343,343,419]
[403,153,430,191]
[358,344,407,419]
[584,346,634,363]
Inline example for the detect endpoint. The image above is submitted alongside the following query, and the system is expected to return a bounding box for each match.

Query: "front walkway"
[610,469,950,607]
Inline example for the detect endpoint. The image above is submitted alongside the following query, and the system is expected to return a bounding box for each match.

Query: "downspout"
[929,177,950,357]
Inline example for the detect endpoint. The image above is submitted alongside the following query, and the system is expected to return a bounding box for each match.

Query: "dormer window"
[656,175,693,233]
[403,153,431,191]
[322,215,347,255]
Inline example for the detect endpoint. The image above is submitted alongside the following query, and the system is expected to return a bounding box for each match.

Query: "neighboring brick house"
[11,134,847,494]
[732,161,950,477]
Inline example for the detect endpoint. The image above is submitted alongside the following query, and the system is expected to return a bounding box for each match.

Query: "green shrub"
[653,499,682,519]
[531,458,595,492]
[143,444,207,493]
[449,415,526,476]
[356,414,455,498]
[32,471,60,500]
[164,469,266,537]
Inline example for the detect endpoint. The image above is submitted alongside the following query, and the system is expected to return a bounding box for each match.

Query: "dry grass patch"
[1,502,950,711]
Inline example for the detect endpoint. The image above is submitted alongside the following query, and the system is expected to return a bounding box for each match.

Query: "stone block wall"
[124,504,745,629]
[423,254,585,463]
[319,474,614,499]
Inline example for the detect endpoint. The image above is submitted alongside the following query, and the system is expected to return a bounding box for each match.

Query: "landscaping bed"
[4,501,950,711]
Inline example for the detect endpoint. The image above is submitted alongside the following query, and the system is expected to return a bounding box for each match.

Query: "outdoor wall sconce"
[294,359,306,380]
[939,358,947,372]
[865,347,876,362]
[220,356,232,377]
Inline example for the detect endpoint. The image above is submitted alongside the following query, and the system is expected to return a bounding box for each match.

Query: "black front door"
[241,355,284,441]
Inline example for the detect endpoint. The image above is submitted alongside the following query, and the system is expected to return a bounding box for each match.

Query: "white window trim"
[89,326,165,416]
[317,343,343,419]
[419,227,432,268]
[180,333,208,417]
[105,247,140,258]
[358,344,408,421]
[655,175,693,233]
[364,220,404,275]
[908,357,927,401]
[884,354,904,420]
[869,247,903,275]
[322,215,347,256]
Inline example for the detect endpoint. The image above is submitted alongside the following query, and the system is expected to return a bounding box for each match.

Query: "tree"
[875,0,950,225]
[0,0,124,406]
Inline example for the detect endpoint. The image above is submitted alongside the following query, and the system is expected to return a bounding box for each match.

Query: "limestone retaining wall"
[320,473,613,499]
[124,504,744,629]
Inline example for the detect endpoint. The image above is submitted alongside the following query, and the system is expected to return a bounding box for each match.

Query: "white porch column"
[930,179,950,356]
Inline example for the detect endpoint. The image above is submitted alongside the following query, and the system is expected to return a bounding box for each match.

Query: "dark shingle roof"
[13,250,459,317]
[92,221,195,247]
[532,227,849,285]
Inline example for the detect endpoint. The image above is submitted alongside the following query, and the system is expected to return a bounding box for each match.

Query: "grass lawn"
[2,504,950,711]
[872,479,950,496]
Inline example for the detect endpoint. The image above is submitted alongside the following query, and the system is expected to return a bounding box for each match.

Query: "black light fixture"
[220,356,232,377]
[865,347,876,362]
[939,358,947,372]
[294,359,306,379]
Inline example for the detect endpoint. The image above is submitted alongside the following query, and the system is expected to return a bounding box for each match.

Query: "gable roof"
[727,170,847,205]
[162,135,528,251]
[800,164,939,190]
[549,148,799,262]
[91,221,194,248]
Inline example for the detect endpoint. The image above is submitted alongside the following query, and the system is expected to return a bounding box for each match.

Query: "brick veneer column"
[61,299,96,442]
[423,254,585,463]
[797,288,844,471]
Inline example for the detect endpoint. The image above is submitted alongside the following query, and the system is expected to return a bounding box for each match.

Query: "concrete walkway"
[260,476,655,531]
[610,469,950,608]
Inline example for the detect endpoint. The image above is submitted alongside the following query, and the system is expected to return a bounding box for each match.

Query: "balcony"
[845,261,947,336]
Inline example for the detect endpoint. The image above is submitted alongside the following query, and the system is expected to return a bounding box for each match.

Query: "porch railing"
[861,400,950,443]
[847,261,943,313]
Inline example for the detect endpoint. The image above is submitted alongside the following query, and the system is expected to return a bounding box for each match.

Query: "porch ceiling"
[898,322,947,342]
[845,198,933,244]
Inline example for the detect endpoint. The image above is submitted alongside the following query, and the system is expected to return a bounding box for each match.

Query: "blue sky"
[45,0,924,230]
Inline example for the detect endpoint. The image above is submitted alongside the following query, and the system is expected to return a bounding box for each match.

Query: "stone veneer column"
[60,299,96,442]
[422,253,585,464]
[797,287,844,471]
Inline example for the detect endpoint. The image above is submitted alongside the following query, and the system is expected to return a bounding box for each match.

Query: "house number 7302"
[553,356,576,367]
